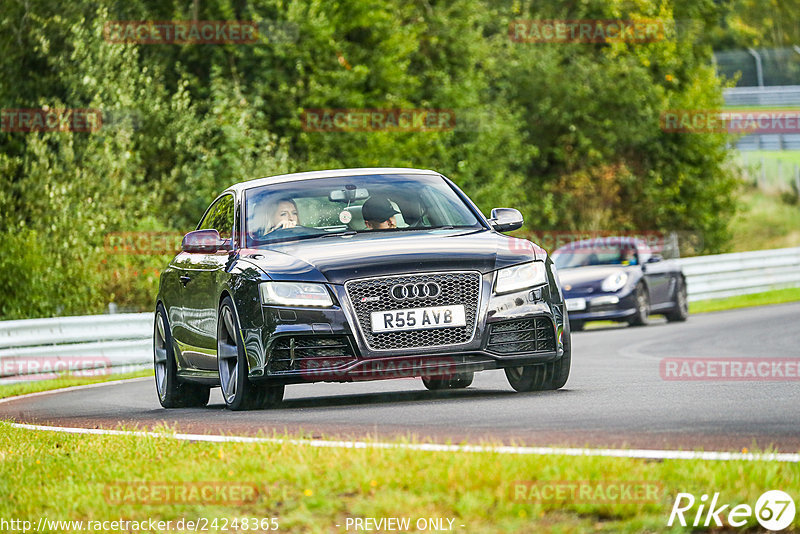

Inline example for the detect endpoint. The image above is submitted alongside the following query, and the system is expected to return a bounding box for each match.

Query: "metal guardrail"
[724,85,800,107]
[1,247,799,381]
[676,246,800,302]
[0,313,151,383]
[722,85,800,151]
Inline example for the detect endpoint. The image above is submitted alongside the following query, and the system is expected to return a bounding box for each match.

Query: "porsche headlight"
[259,281,334,307]
[600,271,628,292]
[494,261,547,295]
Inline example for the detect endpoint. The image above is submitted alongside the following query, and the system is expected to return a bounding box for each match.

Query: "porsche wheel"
[627,283,650,327]
[665,277,689,322]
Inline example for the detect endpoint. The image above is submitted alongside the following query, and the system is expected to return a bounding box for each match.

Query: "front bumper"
[563,289,637,321]
[244,272,566,383]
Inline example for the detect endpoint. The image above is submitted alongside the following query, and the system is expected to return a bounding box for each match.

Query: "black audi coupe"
[154,168,571,410]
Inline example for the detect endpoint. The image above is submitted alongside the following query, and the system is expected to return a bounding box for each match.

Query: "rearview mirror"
[182,229,226,253]
[489,208,523,232]
[329,187,370,202]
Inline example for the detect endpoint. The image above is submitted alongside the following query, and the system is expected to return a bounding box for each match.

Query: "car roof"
[223,167,441,194]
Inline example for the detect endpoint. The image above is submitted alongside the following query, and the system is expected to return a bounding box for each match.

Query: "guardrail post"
[795,164,800,204]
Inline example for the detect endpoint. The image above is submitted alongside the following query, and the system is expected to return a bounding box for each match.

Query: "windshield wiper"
[318,230,358,238]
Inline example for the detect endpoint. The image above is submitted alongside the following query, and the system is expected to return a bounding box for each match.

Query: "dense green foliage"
[1,0,740,318]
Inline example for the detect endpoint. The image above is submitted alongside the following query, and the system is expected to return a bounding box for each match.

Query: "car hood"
[557,265,634,288]
[240,229,541,284]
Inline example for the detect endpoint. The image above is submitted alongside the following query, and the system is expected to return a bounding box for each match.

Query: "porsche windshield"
[553,245,641,269]
[243,174,482,246]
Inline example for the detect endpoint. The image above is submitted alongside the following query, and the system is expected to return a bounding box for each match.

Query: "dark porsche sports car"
[154,168,571,410]
[552,237,688,330]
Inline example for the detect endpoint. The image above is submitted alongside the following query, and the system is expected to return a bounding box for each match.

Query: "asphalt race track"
[3,303,799,452]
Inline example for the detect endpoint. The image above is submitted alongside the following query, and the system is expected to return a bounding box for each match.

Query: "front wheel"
[505,329,571,392]
[665,277,689,322]
[154,305,210,408]
[627,283,650,327]
[217,297,284,410]
[421,371,474,390]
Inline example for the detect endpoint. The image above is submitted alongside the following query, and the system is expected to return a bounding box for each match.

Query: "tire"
[421,371,474,390]
[450,372,474,389]
[217,296,284,410]
[627,283,650,327]
[665,277,689,322]
[153,304,210,408]
[504,327,571,392]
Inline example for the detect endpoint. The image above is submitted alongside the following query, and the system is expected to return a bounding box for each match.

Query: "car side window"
[198,194,235,239]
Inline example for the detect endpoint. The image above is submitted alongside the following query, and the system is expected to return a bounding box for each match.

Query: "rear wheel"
[505,328,571,392]
[153,305,210,408]
[421,371,474,390]
[218,297,284,410]
[627,284,650,327]
[665,277,689,322]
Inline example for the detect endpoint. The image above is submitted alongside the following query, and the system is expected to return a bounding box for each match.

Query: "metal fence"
[1,247,799,380]
[723,85,800,151]
[0,313,151,383]
[676,246,800,302]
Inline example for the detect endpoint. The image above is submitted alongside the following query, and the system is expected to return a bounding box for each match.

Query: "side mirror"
[489,208,524,232]
[182,229,226,253]
[647,254,663,264]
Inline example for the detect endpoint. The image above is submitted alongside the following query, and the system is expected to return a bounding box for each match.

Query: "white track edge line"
[4,421,799,463]
[0,376,152,405]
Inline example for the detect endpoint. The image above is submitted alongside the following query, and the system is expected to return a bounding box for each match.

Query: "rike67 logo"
[669,490,796,531]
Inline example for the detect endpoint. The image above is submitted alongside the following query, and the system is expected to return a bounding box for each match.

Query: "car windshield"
[243,173,482,246]
[553,244,641,269]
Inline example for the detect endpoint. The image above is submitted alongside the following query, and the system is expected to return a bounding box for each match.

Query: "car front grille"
[486,317,555,354]
[345,272,481,351]
[267,335,356,374]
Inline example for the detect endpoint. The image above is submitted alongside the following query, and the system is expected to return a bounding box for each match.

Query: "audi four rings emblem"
[390,282,441,300]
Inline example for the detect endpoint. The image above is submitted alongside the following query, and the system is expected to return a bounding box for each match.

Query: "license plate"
[370,305,466,333]
[565,298,586,311]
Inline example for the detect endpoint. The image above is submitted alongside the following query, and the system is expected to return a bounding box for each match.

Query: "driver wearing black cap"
[361,196,400,230]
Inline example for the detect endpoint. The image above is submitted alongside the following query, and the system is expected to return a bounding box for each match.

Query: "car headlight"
[494,261,547,295]
[601,271,628,292]
[259,281,334,307]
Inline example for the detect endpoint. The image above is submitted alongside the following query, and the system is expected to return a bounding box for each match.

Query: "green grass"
[689,287,800,314]
[1,422,798,533]
[729,188,800,252]
[0,369,153,400]
[736,150,800,193]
